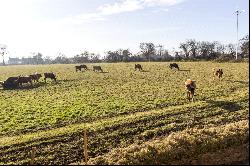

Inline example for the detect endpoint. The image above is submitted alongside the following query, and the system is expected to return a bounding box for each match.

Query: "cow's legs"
[191,90,194,102]
[187,91,190,101]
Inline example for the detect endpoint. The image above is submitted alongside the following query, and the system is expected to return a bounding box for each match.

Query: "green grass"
[0,62,248,164]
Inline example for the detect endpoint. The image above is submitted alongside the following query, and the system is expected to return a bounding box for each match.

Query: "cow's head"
[37,73,42,78]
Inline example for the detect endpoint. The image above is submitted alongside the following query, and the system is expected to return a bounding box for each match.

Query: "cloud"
[62,0,186,24]
[139,26,183,33]
[98,0,143,15]
[151,8,169,13]
[142,0,185,7]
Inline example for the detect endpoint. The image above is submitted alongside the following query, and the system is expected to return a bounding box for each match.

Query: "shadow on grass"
[75,70,88,72]
[57,79,79,83]
[141,70,150,72]
[91,71,109,73]
[232,80,249,85]
[0,82,47,91]
[179,69,191,72]
[205,100,243,112]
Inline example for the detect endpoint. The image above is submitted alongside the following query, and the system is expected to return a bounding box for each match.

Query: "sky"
[0,0,249,60]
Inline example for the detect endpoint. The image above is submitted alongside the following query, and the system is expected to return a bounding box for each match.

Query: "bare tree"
[156,44,163,56]
[214,41,225,56]
[197,41,215,58]
[179,42,190,58]
[140,42,156,61]
[240,35,249,58]
[225,43,236,58]
[187,39,198,58]
[0,44,7,65]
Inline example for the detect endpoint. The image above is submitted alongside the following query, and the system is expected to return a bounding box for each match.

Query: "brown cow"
[213,68,223,80]
[44,73,56,82]
[185,79,196,102]
[135,64,143,71]
[93,66,103,72]
[29,73,42,82]
[16,76,33,87]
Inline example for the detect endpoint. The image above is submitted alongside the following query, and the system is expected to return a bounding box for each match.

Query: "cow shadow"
[0,82,46,91]
[233,80,249,85]
[141,70,150,72]
[76,69,90,72]
[179,69,191,72]
[224,80,249,85]
[205,100,242,112]
[76,70,87,73]
[58,79,77,83]
[56,78,87,84]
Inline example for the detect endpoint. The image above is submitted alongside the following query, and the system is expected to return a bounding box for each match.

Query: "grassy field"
[0,62,249,164]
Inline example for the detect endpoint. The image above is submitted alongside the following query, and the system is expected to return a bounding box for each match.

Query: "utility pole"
[234,10,245,60]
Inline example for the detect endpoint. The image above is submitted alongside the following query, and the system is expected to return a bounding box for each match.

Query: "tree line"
[6,35,249,65]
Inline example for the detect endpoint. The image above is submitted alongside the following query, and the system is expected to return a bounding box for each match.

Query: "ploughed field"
[0,62,249,165]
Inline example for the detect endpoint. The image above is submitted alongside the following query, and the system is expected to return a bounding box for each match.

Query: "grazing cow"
[16,76,33,87]
[0,77,19,89]
[93,66,103,72]
[29,73,42,82]
[135,64,143,71]
[169,63,179,70]
[185,79,196,102]
[44,73,56,82]
[213,68,223,80]
[75,65,88,72]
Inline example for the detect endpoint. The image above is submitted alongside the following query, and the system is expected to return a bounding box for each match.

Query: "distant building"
[8,57,22,65]
[21,57,36,64]
[8,56,44,65]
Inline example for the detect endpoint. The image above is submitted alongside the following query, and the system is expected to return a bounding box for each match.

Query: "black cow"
[93,66,103,72]
[0,77,19,89]
[75,65,88,72]
[135,64,143,71]
[44,73,56,82]
[169,63,179,70]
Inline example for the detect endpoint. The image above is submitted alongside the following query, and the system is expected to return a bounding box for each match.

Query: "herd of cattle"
[75,65,103,72]
[75,63,180,72]
[0,63,223,102]
[0,73,56,89]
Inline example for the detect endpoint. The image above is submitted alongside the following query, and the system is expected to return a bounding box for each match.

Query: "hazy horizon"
[0,0,249,60]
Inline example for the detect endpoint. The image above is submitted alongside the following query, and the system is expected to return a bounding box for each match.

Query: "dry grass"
[85,120,249,165]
